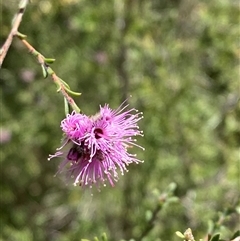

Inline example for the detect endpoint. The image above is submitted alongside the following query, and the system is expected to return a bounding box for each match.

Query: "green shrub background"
[1,0,239,240]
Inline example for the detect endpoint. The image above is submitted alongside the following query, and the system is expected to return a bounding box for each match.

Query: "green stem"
[18,38,81,113]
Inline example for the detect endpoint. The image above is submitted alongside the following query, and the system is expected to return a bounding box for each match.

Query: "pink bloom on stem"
[49,103,144,189]
[60,111,92,140]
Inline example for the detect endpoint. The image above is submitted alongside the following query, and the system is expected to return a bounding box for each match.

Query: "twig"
[0,0,80,112]
[136,184,178,241]
[18,37,81,113]
[0,0,29,68]
[136,203,162,241]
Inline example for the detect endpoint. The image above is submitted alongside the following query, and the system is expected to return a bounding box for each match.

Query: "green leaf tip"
[16,32,27,39]
[176,231,185,239]
[59,78,70,89]
[44,58,56,64]
[168,182,177,192]
[65,88,81,96]
[64,97,69,116]
[41,64,48,78]
[72,103,81,113]
[101,232,108,241]
[56,85,61,92]
[46,66,54,75]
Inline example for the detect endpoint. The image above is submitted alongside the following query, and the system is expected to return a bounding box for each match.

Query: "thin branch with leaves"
[0,0,29,68]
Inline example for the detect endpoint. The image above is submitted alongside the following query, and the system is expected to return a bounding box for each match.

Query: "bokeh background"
[0,0,239,240]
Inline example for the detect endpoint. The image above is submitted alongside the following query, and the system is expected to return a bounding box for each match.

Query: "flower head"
[60,111,92,140]
[49,103,144,189]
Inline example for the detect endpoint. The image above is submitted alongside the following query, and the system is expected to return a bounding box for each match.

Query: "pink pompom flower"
[49,103,144,189]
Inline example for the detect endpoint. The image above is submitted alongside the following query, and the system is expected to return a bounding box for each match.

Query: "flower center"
[94,128,103,139]
[67,145,83,161]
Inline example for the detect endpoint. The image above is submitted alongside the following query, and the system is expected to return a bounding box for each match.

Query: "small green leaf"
[59,78,70,89]
[41,64,48,78]
[55,80,62,92]
[44,58,56,64]
[71,102,81,113]
[168,182,177,192]
[56,85,61,92]
[209,233,220,241]
[175,231,185,239]
[101,233,108,241]
[46,66,54,75]
[16,32,27,39]
[65,88,81,96]
[64,97,69,116]
[145,210,153,221]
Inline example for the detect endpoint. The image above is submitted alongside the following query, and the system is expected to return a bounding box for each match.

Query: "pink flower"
[60,111,92,140]
[49,103,144,189]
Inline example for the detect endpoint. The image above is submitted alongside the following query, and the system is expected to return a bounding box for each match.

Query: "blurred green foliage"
[0,0,239,240]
